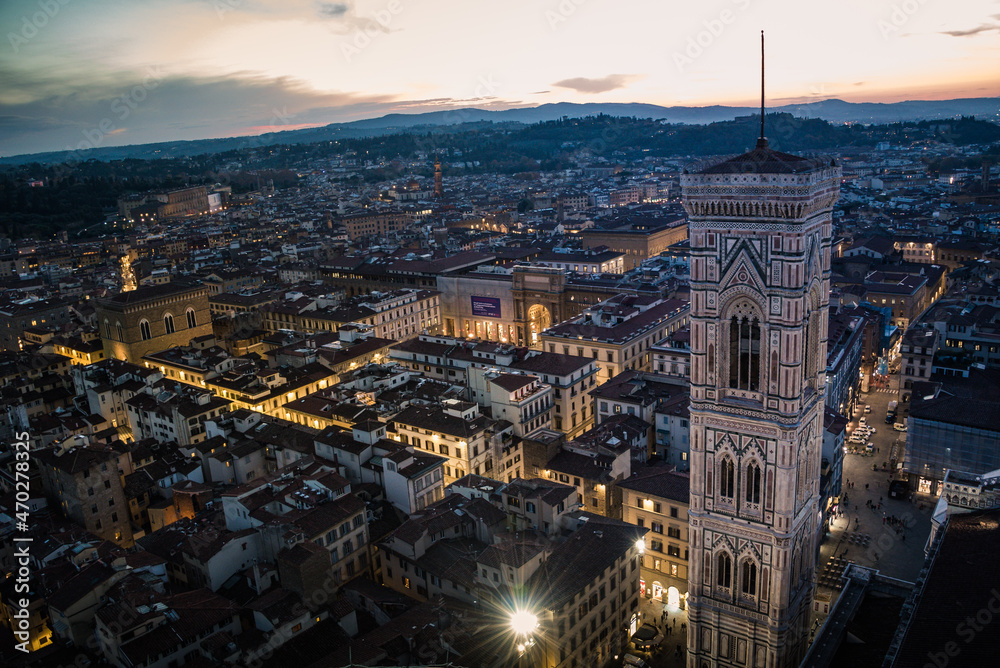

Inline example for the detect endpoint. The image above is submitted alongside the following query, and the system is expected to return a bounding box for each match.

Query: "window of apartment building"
[667,526,681,539]
[670,506,678,518]
[651,522,663,534]
[651,540,663,552]
[667,545,681,558]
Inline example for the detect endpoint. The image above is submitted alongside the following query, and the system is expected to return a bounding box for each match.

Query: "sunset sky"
[2,0,999,156]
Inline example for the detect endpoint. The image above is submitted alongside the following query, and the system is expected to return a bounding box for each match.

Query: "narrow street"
[813,370,936,633]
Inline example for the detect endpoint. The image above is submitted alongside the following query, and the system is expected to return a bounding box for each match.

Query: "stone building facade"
[580,219,688,270]
[682,137,840,667]
[34,443,135,547]
[95,281,213,363]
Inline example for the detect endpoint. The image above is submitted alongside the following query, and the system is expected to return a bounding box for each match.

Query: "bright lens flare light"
[510,610,538,635]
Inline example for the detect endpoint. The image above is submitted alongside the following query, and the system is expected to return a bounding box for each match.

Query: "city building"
[520,517,647,667]
[899,326,939,402]
[933,302,1000,369]
[499,476,578,537]
[681,132,840,666]
[904,368,1000,494]
[482,371,554,438]
[34,440,136,547]
[580,217,688,270]
[540,294,690,384]
[338,210,409,240]
[651,324,692,379]
[587,368,692,465]
[0,297,74,351]
[824,308,866,416]
[95,280,213,363]
[389,335,599,439]
[261,288,441,341]
[619,467,692,605]
[383,447,447,514]
[543,436,631,519]
[532,247,627,274]
[391,399,498,485]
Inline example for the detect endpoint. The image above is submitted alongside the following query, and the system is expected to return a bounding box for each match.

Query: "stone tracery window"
[716,552,732,588]
[741,560,758,596]
[728,313,761,391]
[719,457,735,499]
[746,462,762,504]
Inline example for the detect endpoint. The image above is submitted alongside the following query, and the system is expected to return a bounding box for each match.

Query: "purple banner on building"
[471,296,502,319]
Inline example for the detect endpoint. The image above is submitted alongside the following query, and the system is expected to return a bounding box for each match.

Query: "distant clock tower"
[681,124,840,667]
[434,157,443,198]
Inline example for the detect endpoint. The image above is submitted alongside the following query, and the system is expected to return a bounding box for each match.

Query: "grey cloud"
[316,2,349,18]
[0,70,396,156]
[940,23,1000,37]
[551,74,639,94]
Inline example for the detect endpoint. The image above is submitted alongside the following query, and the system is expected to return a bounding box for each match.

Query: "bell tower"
[682,33,841,668]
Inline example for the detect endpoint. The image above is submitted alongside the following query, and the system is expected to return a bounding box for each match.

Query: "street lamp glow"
[636,538,645,554]
[510,609,538,635]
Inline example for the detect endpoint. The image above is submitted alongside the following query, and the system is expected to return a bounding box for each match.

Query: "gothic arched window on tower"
[135,321,145,341]
[741,561,758,596]
[716,552,732,588]
[728,316,761,391]
[746,463,762,504]
[720,457,735,499]
[186,308,197,329]
[164,313,175,335]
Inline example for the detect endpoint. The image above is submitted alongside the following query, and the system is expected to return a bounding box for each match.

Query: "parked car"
[631,624,664,649]
[865,443,874,452]
[864,405,872,413]
[624,655,650,668]
[894,422,907,432]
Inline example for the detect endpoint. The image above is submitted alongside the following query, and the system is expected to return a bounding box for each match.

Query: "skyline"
[2,0,1000,157]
